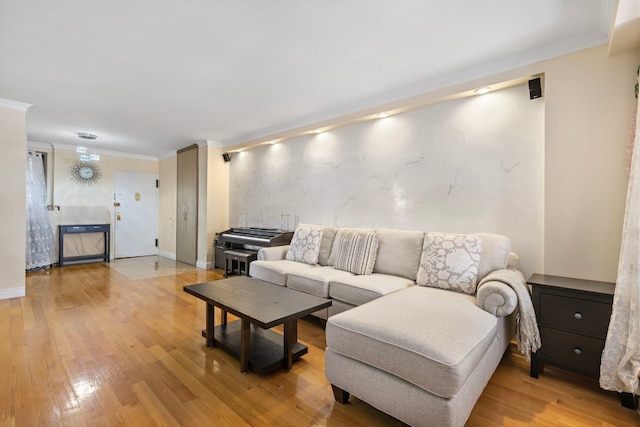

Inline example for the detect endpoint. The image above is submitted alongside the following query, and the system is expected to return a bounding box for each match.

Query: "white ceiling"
[0,0,621,158]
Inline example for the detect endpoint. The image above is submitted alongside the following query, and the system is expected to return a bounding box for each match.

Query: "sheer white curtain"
[26,151,55,270]
[600,77,640,394]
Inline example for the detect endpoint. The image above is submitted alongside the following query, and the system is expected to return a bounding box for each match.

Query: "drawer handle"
[574,312,583,320]
[573,347,582,356]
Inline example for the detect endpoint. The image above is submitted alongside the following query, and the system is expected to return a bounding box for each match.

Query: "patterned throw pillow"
[333,229,379,275]
[417,232,482,294]
[285,224,324,265]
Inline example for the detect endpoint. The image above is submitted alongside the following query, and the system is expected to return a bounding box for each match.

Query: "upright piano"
[214,228,294,269]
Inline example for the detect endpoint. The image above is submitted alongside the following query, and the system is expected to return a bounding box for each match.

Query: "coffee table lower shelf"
[202,320,308,375]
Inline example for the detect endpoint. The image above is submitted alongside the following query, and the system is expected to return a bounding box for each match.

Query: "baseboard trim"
[158,250,176,260]
[196,260,215,270]
[157,251,214,269]
[0,286,26,300]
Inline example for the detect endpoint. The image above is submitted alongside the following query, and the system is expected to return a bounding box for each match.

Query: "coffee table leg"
[205,303,215,348]
[240,318,250,373]
[283,319,297,370]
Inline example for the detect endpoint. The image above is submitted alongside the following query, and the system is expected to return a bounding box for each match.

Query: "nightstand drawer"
[539,327,605,376]
[539,293,611,338]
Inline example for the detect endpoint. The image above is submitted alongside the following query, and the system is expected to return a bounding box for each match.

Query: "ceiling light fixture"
[76,146,100,161]
[77,132,99,161]
[77,132,97,140]
[377,112,389,119]
[475,87,491,95]
[313,128,324,134]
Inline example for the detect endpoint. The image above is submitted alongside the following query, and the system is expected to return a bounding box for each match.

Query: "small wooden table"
[224,249,257,277]
[58,224,110,266]
[184,276,331,374]
[528,273,614,379]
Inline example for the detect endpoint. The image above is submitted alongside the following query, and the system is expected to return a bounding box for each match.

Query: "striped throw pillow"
[333,229,379,275]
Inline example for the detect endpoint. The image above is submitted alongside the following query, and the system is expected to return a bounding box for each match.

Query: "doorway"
[114,171,159,258]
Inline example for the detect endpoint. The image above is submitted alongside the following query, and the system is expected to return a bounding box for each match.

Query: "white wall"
[230,84,544,278]
[229,44,640,283]
[543,46,638,281]
[0,104,28,298]
[50,148,158,209]
[195,145,230,268]
[204,145,229,267]
[158,156,177,258]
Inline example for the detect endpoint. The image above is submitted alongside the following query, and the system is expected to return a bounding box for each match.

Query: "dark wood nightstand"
[528,274,615,379]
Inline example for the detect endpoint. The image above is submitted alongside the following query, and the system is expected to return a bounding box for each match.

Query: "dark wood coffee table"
[184,276,331,374]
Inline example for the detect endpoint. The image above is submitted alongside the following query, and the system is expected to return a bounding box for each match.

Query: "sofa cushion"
[329,273,414,306]
[318,226,337,266]
[328,299,356,317]
[327,227,375,266]
[472,232,511,282]
[333,229,380,275]
[285,224,324,264]
[373,228,424,280]
[417,232,482,294]
[287,266,355,298]
[326,286,498,399]
[249,259,317,287]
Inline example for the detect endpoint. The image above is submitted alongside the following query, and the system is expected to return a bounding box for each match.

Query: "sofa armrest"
[476,279,518,317]
[257,245,290,261]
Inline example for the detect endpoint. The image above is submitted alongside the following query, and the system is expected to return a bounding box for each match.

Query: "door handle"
[183,202,188,220]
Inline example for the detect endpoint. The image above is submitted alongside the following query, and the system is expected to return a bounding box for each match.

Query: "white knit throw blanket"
[478,269,541,361]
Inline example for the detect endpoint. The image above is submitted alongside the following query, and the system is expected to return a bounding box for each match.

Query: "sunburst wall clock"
[69,160,103,186]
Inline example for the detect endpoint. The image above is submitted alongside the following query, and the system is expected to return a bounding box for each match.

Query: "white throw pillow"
[285,224,324,265]
[417,232,482,294]
[333,229,379,275]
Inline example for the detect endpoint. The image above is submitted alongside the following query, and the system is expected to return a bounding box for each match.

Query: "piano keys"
[217,227,294,247]
[214,228,293,270]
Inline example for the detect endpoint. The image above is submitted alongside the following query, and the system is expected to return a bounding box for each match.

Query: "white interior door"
[114,171,158,258]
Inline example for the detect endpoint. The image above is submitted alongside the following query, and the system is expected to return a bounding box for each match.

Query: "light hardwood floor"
[4,259,638,426]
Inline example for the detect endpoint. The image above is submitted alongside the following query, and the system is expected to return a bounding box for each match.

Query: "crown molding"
[27,141,55,151]
[194,139,224,148]
[158,150,178,160]
[0,98,32,111]
[50,142,158,161]
[204,139,224,148]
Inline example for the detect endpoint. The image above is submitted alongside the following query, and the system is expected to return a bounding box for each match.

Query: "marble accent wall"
[230,84,544,277]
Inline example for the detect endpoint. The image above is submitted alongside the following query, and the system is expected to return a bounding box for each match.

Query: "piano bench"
[224,249,258,277]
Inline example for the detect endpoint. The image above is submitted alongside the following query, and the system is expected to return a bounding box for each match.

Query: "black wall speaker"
[528,77,542,100]
[222,153,231,162]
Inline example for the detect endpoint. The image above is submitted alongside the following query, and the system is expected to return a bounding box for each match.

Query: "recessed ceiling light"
[474,87,491,95]
[377,112,389,119]
[77,132,97,140]
[313,128,324,134]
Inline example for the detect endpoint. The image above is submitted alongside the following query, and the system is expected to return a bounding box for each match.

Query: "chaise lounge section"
[325,283,516,427]
[250,224,536,426]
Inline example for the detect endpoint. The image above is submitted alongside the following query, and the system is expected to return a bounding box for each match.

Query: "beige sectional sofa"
[250,225,531,427]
